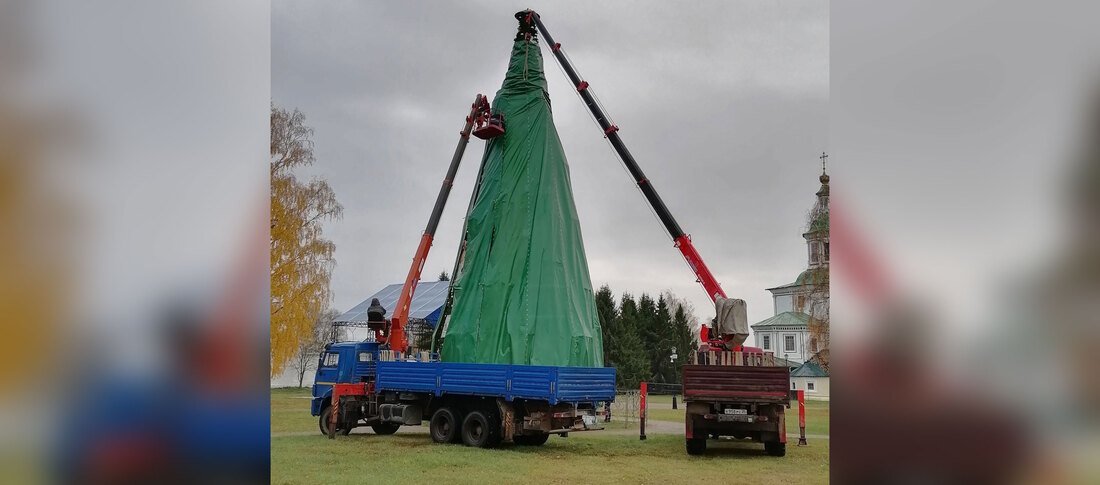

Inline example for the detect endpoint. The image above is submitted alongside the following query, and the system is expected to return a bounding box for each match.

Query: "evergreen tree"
[594,285,617,366]
[592,286,703,387]
[612,293,648,388]
[671,303,696,383]
[662,290,701,383]
[654,295,675,382]
[637,293,659,380]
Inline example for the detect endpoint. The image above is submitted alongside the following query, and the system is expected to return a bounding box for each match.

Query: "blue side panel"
[510,366,555,400]
[440,363,508,396]
[556,366,618,402]
[375,361,437,393]
[375,361,616,405]
[355,360,376,378]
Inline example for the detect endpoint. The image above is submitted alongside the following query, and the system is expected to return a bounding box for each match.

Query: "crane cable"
[548,43,675,243]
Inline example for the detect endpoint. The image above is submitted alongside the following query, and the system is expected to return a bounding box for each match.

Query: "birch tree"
[270,105,342,376]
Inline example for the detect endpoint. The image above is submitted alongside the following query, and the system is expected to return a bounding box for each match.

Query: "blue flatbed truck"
[310,341,616,447]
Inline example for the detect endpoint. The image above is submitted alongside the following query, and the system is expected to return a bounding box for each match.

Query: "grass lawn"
[272,430,828,485]
[272,387,318,434]
[272,388,829,484]
[787,400,830,436]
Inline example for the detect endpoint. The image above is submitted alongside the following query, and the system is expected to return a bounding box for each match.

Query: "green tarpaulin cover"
[440,37,603,367]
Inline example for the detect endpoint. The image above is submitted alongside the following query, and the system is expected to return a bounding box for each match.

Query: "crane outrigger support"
[517,10,728,303]
[385,94,498,353]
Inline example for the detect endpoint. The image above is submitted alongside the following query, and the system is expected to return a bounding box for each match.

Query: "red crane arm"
[675,234,727,302]
[387,233,432,353]
[386,94,494,352]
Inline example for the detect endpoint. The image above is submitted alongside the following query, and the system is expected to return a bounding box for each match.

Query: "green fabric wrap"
[441,38,603,367]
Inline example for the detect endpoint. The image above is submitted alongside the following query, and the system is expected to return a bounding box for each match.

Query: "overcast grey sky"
[272,0,828,329]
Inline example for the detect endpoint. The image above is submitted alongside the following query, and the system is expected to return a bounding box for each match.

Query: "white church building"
[752,162,829,368]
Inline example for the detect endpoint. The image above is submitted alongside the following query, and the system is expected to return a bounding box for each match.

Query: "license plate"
[718,414,753,422]
[724,408,747,415]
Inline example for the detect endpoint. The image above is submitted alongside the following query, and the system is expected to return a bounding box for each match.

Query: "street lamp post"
[670,347,678,410]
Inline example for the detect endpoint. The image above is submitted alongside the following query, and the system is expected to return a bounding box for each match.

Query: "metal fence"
[643,382,682,395]
[611,390,640,423]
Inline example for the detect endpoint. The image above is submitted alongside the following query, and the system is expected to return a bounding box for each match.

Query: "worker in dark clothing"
[367,298,386,321]
[366,298,387,334]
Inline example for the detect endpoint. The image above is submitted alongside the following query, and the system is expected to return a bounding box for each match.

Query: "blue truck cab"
[309,341,615,447]
[310,341,380,417]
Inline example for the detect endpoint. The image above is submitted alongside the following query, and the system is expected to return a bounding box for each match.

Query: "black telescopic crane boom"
[424,96,483,235]
[521,10,685,240]
[519,10,727,302]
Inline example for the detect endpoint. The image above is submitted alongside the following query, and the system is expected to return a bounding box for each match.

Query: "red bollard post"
[639,381,647,440]
[797,389,807,446]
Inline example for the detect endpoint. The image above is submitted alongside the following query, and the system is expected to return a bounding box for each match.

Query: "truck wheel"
[430,407,459,444]
[319,406,331,435]
[461,411,500,448]
[371,423,401,435]
[765,441,787,457]
[513,433,549,446]
[686,438,707,455]
[320,405,350,437]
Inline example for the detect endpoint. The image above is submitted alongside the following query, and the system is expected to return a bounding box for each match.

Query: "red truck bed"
[682,364,791,404]
[681,359,791,456]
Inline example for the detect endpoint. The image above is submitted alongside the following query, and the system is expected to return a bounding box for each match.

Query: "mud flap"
[684,402,710,439]
[327,394,338,439]
[778,408,787,444]
[496,398,515,443]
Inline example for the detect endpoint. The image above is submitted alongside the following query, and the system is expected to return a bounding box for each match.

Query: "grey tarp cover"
[715,297,749,346]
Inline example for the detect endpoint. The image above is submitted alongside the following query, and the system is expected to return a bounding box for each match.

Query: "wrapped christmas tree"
[441,28,603,367]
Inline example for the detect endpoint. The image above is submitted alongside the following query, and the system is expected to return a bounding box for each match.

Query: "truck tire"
[461,410,500,448]
[319,405,351,437]
[686,438,707,455]
[513,433,549,446]
[371,423,400,435]
[319,406,331,436]
[765,441,787,457]
[430,407,460,444]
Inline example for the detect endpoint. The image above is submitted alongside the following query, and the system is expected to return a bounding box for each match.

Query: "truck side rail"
[682,365,791,404]
[376,361,616,405]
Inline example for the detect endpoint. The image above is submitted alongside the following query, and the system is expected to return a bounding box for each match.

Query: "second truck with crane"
[517,10,791,456]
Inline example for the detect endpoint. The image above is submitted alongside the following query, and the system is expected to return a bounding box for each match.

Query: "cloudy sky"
[272,0,828,330]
